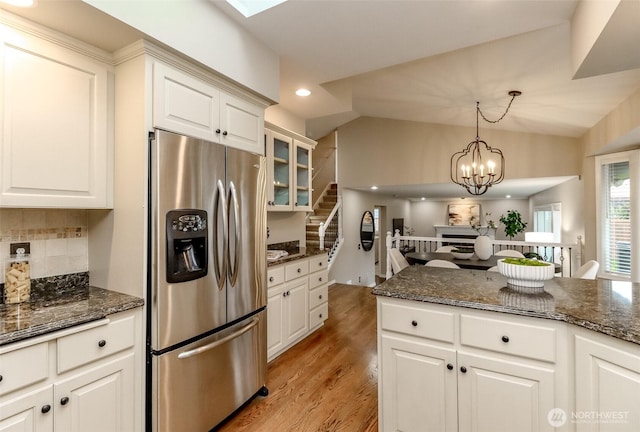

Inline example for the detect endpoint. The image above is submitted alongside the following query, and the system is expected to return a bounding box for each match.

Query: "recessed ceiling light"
[295,88,311,97]
[226,0,287,17]
[370,186,378,190]
[421,197,426,201]
[505,195,512,198]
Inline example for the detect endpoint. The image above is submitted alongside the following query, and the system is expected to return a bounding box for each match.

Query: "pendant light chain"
[477,90,520,124]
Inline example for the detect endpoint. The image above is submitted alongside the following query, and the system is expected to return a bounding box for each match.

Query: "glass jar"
[4,254,31,304]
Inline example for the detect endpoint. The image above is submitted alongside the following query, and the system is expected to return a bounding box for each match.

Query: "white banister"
[384,234,580,277]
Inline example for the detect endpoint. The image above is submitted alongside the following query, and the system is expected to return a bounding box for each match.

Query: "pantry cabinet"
[265,123,316,212]
[153,62,264,155]
[378,298,565,432]
[0,18,113,208]
[267,253,328,360]
[0,309,142,432]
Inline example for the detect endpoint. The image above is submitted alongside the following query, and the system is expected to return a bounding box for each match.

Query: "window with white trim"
[595,151,635,279]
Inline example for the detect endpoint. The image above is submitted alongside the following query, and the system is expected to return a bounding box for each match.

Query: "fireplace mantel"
[434,225,496,239]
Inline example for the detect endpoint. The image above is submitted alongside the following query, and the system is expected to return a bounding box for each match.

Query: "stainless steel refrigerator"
[147,128,268,432]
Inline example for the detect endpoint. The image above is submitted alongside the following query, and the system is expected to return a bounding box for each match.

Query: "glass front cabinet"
[265,123,316,212]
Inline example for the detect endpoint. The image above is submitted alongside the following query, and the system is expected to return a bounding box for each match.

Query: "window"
[532,203,561,242]
[595,151,637,280]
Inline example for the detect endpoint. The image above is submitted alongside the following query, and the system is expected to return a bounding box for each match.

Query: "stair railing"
[319,196,342,252]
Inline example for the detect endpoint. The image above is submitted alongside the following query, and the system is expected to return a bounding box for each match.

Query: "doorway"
[374,205,387,278]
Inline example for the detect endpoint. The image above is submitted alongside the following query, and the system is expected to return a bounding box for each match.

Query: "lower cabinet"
[378,298,564,432]
[574,330,640,431]
[267,253,328,361]
[0,309,142,432]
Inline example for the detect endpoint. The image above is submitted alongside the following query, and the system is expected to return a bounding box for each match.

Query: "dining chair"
[572,260,599,279]
[425,260,460,269]
[435,245,455,252]
[494,249,525,258]
[389,248,410,274]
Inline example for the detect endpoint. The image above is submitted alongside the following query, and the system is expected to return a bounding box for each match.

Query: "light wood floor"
[215,283,378,432]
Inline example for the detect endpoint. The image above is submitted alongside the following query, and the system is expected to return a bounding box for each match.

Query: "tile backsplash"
[0,209,88,279]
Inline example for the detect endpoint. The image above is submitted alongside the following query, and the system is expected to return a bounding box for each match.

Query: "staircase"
[306,183,339,254]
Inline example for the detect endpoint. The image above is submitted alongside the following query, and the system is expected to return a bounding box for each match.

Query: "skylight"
[225,0,287,17]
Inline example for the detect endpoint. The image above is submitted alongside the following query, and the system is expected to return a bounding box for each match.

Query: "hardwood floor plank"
[215,284,378,432]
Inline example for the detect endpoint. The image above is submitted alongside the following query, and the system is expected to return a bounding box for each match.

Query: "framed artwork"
[447,204,480,226]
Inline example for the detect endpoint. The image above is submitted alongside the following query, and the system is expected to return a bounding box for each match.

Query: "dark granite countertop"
[372,265,640,345]
[0,286,144,346]
[267,245,327,267]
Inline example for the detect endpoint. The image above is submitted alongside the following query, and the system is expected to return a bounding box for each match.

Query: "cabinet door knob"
[60,397,70,406]
[319,313,323,318]
[319,262,323,266]
[0,375,3,382]
[269,276,274,282]
[98,339,107,348]
[297,268,301,273]
[460,366,467,373]
[222,131,228,136]
[41,404,52,414]
[319,294,323,300]
[295,202,299,206]
[216,129,221,134]
[447,363,454,370]
[411,320,418,327]
[318,277,323,282]
[501,335,510,343]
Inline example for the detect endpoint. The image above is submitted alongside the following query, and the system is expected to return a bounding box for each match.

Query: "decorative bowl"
[450,248,474,260]
[497,258,555,291]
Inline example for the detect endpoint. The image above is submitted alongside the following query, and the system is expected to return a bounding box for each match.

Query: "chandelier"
[450,90,521,195]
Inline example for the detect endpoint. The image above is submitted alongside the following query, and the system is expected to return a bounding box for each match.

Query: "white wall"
[267,212,307,247]
[330,188,410,286]
[410,199,530,241]
[265,106,306,137]
[84,0,279,101]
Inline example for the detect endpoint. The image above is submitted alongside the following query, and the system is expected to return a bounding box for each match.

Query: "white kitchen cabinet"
[574,330,640,431]
[267,253,328,360]
[153,62,264,155]
[378,298,565,432]
[0,386,53,431]
[54,354,134,432]
[0,309,142,432]
[265,123,316,212]
[380,333,458,432]
[267,260,309,360]
[308,254,329,329]
[0,20,113,208]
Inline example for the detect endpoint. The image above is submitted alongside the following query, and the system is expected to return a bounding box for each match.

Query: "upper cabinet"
[265,123,316,212]
[153,62,265,155]
[0,18,113,208]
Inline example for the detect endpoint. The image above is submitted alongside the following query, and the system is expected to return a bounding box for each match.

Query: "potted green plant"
[499,210,528,240]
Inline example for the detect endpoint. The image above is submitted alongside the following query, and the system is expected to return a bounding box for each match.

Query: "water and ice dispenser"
[166,210,208,283]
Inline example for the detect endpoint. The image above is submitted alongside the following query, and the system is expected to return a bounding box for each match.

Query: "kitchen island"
[373,265,640,432]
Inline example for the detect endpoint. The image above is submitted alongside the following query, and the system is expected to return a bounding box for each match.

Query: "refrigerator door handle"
[177,318,260,359]
[228,181,240,287]
[213,179,228,290]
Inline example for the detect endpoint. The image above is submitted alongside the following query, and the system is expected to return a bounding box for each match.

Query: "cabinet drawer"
[57,314,136,373]
[285,260,309,281]
[309,269,328,289]
[309,284,328,310]
[310,303,329,329]
[460,314,556,362]
[0,342,48,396]
[267,266,285,287]
[308,255,327,273]
[380,300,455,343]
